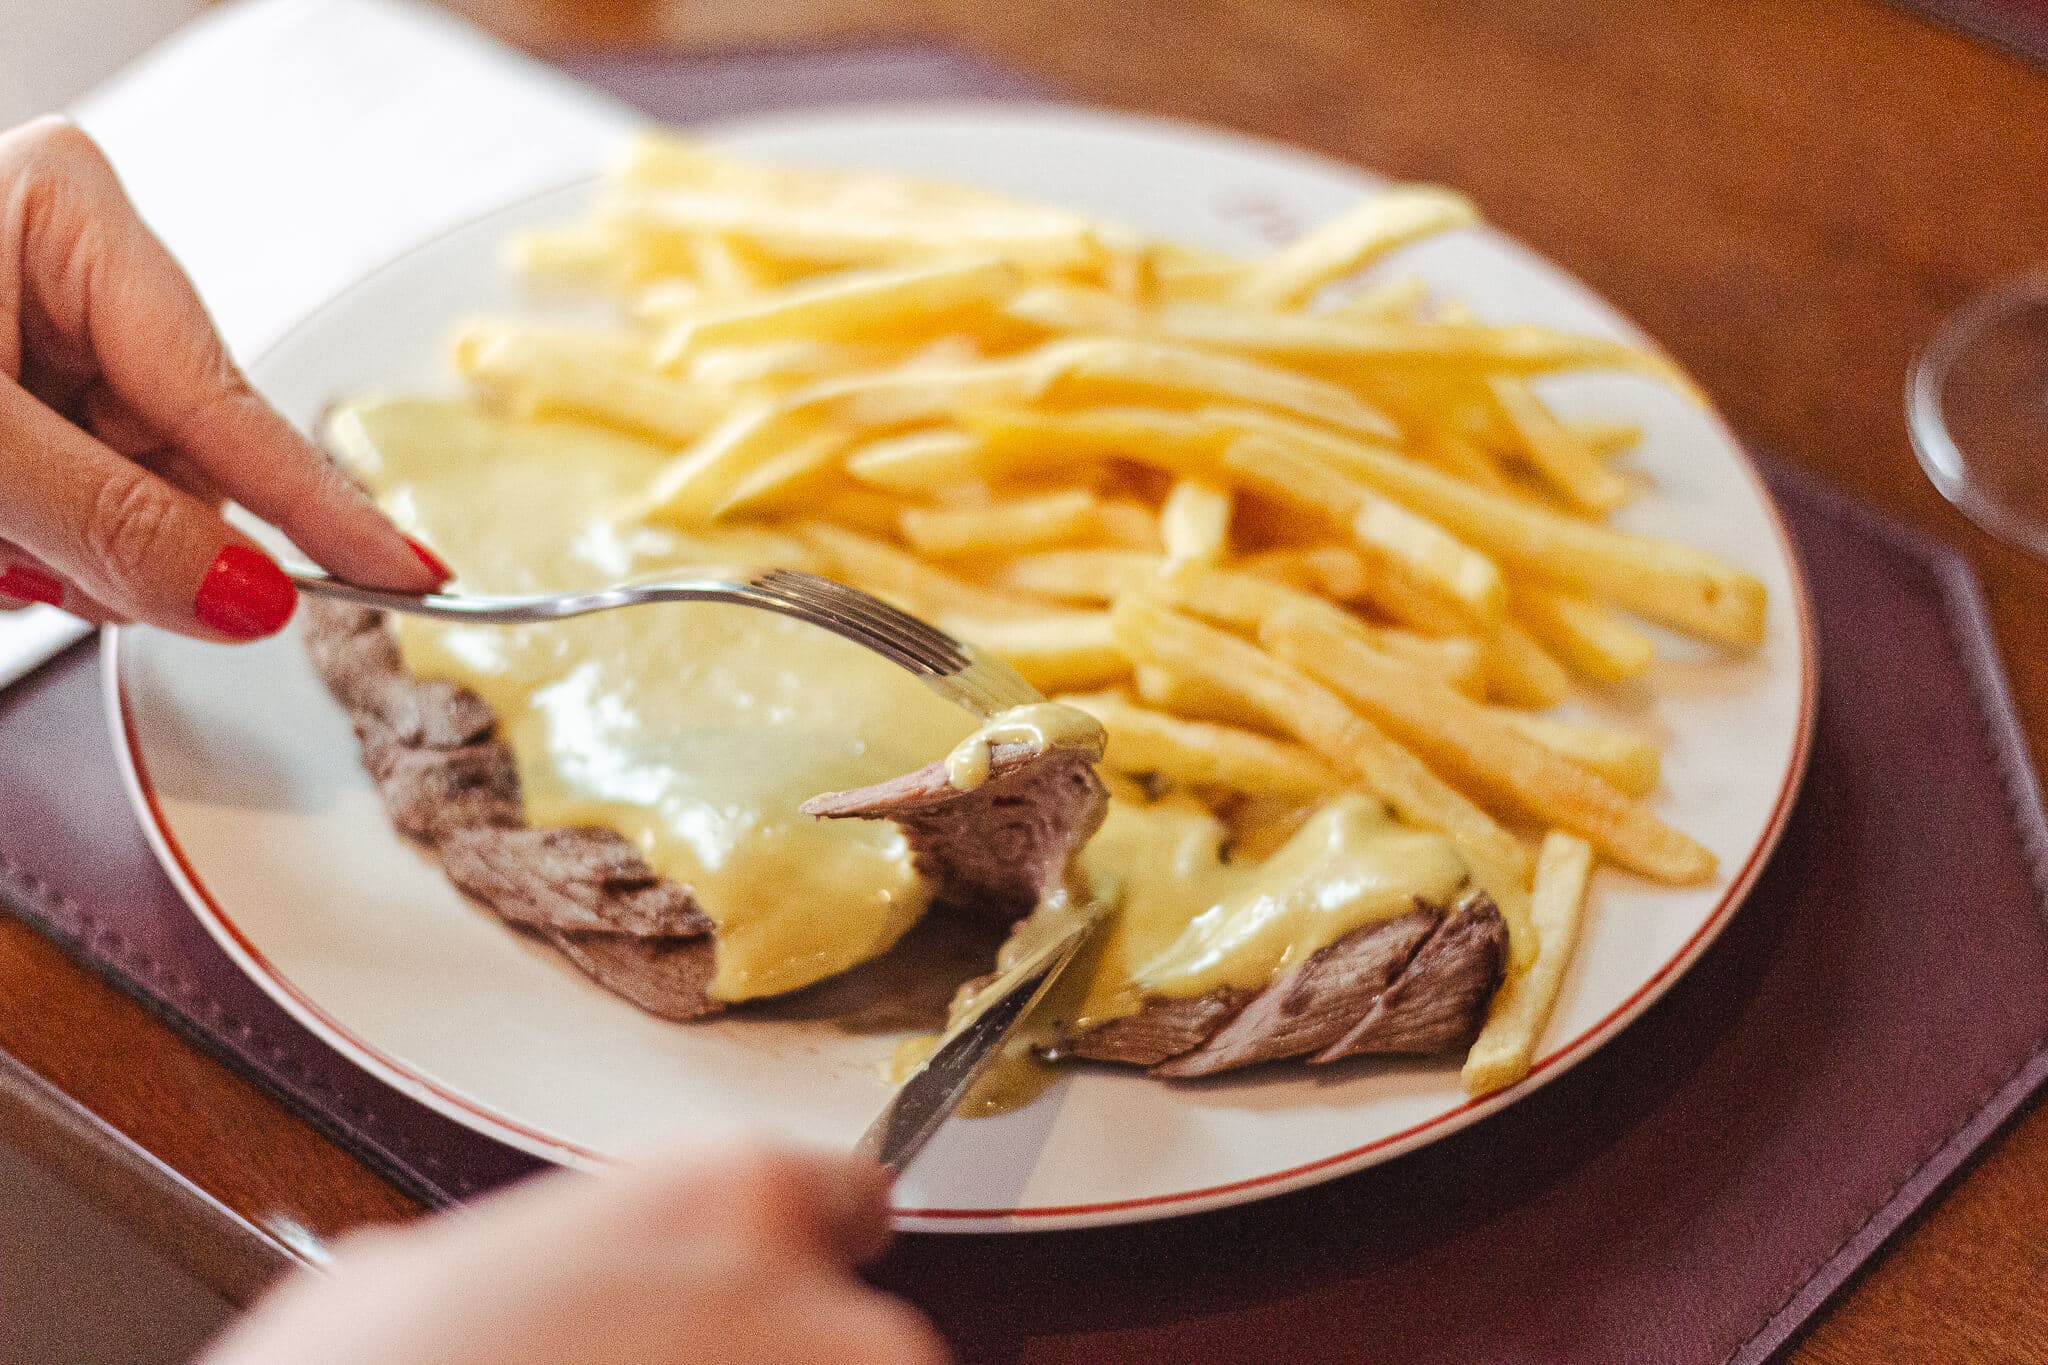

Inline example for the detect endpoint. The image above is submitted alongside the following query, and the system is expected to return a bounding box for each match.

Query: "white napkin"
[1,0,641,687]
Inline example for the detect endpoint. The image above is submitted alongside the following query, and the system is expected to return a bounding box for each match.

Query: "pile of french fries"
[454,131,1768,1096]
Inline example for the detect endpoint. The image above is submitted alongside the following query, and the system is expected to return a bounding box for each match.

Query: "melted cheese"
[943,702,1105,790]
[331,396,1489,1022]
[329,398,974,1001]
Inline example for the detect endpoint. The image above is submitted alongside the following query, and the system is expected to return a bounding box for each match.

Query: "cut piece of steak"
[1044,890,1508,1078]
[303,598,723,1019]
[305,600,1107,1020]
[1313,892,1508,1060]
[1150,907,1442,1078]
[801,743,1109,929]
[544,931,719,1023]
[1059,990,1254,1067]
[438,826,711,938]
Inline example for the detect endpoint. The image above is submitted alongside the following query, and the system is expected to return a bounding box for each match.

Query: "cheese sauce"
[331,396,1493,1023]
[330,398,976,1001]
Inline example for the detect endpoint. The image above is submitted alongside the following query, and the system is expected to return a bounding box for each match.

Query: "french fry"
[961,405,1227,478]
[1160,478,1232,568]
[1109,598,1530,880]
[1093,498,1165,551]
[710,430,853,519]
[451,322,720,445]
[1480,621,1573,709]
[1222,434,1506,628]
[1462,832,1593,1095]
[656,258,1019,361]
[1568,418,1643,459]
[937,612,1132,691]
[681,340,895,390]
[1245,422,1767,645]
[1057,691,1343,797]
[642,359,1045,522]
[683,232,779,297]
[615,131,1026,216]
[844,428,991,492]
[1513,586,1656,683]
[607,189,1109,273]
[1261,604,1714,883]
[1333,275,1430,321]
[1235,187,1479,307]
[1495,711,1660,799]
[990,549,1165,602]
[1487,378,1631,514]
[1133,665,1283,731]
[794,522,1046,620]
[1029,337,1402,442]
[899,489,1101,558]
[504,223,673,291]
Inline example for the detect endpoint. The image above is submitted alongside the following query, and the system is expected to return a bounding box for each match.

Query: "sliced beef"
[305,600,1104,1021]
[1150,907,1441,1078]
[801,744,1109,929]
[1044,890,1507,1078]
[303,598,721,1018]
[438,826,710,938]
[1059,990,1253,1067]
[544,931,719,1022]
[1313,893,1508,1060]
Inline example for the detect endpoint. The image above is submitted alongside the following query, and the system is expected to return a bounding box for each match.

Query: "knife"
[854,910,1099,1174]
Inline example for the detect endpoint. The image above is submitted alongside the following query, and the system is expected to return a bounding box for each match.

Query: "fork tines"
[749,570,968,677]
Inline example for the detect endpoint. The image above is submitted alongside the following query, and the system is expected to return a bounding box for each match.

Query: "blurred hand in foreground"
[202,1142,947,1365]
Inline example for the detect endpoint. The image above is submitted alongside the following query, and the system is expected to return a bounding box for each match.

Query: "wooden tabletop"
[4,0,2046,1359]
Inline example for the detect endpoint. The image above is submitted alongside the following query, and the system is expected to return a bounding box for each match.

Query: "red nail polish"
[194,545,297,639]
[406,537,453,583]
[0,565,64,607]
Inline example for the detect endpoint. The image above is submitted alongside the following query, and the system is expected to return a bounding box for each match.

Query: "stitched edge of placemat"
[1886,0,2048,72]
[0,820,472,1209]
[1729,462,2048,1365]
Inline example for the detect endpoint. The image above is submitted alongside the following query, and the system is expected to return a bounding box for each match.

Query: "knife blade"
[854,910,1098,1174]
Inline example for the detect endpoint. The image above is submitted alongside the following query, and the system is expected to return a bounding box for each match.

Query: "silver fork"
[291,567,1042,720]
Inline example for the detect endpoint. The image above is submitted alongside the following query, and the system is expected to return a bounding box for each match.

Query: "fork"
[290,567,1043,720]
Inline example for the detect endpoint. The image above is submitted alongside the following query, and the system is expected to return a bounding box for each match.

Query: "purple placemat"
[1891,0,2048,69]
[2,43,2045,1365]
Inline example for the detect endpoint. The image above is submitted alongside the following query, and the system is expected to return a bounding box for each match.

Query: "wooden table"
[4,0,2046,1358]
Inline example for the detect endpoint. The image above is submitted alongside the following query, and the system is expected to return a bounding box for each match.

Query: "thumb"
[0,377,295,640]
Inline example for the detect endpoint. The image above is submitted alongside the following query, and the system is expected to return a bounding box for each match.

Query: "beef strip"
[1049,890,1507,1078]
[1058,991,1254,1067]
[304,600,1104,1019]
[1149,907,1442,1078]
[801,744,1109,929]
[437,826,710,938]
[1312,892,1508,1060]
[304,598,722,1017]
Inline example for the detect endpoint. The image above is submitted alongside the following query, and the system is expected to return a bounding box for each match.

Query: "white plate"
[109,104,1815,1233]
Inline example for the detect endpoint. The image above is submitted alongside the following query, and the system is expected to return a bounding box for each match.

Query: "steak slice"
[1150,907,1442,1078]
[1059,991,1254,1067]
[544,932,719,1023]
[1313,892,1508,1060]
[801,744,1109,929]
[305,600,1105,1019]
[437,826,710,938]
[304,598,724,1018]
[1044,890,1508,1078]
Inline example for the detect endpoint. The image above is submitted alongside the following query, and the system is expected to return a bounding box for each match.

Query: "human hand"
[0,116,446,638]
[200,1142,947,1365]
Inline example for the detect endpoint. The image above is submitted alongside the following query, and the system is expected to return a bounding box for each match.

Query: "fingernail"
[406,537,453,583]
[194,545,297,639]
[0,565,64,607]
